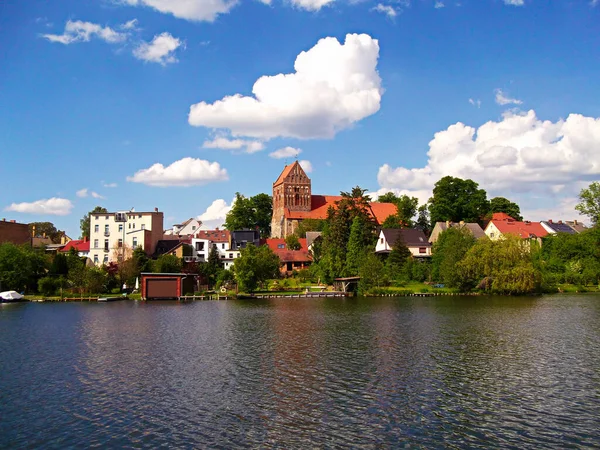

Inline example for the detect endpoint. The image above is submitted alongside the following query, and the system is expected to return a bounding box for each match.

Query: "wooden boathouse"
[140,273,195,300]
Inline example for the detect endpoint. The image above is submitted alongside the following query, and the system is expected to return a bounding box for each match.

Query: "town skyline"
[2,0,599,238]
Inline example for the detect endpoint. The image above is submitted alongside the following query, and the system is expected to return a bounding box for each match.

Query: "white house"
[164,218,208,237]
[191,229,240,270]
[89,208,164,266]
[375,229,432,257]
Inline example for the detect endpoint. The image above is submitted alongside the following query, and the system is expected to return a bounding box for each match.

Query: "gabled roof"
[541,221,576,234]
[264,238,311,263]
[489,215,548,239]
[194,229,230,243]
[153,239,188,258]
[284,195,397,224]
[381,228,431,248]
[565,220,587,233]
[273,161,306,187]
[491,212,514,221]
[60,239,90,252]
[432,222,486,239]
[265,238,307,252]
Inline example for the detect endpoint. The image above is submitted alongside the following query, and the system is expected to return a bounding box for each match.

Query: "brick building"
[0,219,31,246]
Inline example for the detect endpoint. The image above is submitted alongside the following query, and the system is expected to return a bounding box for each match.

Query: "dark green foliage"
[154,254,182,273]
[489,197,523,221]
[28,222,63,244]
[285,234,302,250]
[416,204,431,236]
[385,240,411,280]
[224,192,273,238]
[80,206,108,239]
[234,244,280,293]
[378,193,419,228]
[358,252,386,294]
[0,243,48,292]
[50,252,69,276]
[432,227,477,287]
[405,258,432,283]
[295,219,326,238]
[85,267,107,293]
[38,277,58,297]
[216,269,234,289]
[200,245,223,288]
[345,216,374,276]
[428,176,489,224]
[575,181,600,225]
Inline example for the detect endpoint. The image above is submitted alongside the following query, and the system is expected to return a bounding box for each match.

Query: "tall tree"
[80,206,108,239]
[345,215,373,276]
[28,222,63,243]
[295,219,326,238]
[489,197,523,221]
[386,239,412,280]
[431,226,476,287]
[224,193,273,238]
[575,181,600,225]
[234,244,280,293]
[428,176,489,224]
[416,204,431,236]
[285,234,301,251]
[379,193,419,228]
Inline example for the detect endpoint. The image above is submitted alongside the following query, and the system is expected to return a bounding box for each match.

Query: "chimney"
[558,220,563,224]
[574,220,578,225]
[84,236,88,243]
[446,220,450,227]
[32,225,36,237]
[154,207,158,212]
[459,221,464,225]
[10,220,15,223]
[2,218,5,221]
[548,219,552,224]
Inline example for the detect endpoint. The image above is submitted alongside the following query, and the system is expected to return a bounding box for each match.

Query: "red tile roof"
[265,238,308,252]
[60,239,90,252]
[489,214,549,239]
[264,238,311,263]
[194,229,230,243]
[284,195,397,224]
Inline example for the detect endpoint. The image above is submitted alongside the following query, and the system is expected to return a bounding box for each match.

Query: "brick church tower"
[271,161,312,238]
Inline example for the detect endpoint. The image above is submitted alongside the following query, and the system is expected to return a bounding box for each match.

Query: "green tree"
[345,215,373,276]
[358,252,386,294]
[416,204,431,236]
[0,243,48,292]
[28,222,63,243]
[201,245,223,288]
[386,239,412,280]
[154,254,182,273]
[489,197,523,221]
[428,176,489,224]
[575,181,600,225]
[66,248,86,293]
[80,206,108,239]
[431,226,476,287]
[224,192,273,238]
[285,234,302,250]
[295,219,326,238]
[85,267,108,293]
[234,244,280,293]
[49,252,69,276]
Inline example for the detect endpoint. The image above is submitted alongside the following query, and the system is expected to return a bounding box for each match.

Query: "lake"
[1,295,599,448]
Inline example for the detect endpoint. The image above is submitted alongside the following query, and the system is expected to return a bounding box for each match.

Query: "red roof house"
[484,213,548,240]
[60,238,90,256]
[264,238,311,274]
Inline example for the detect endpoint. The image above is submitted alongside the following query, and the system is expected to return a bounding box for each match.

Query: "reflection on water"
[1,296,599,448]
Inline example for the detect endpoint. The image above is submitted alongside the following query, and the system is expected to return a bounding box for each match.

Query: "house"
[164,218,207,237]
[153,239,195,262]
[89,208,164,266]
[484,213,548,241]
[60,238,90,259]
[0,219,31,246]
[265,238,311,274]
[191,229,240,270]
[540,220,577,235]
[375,229,432,257]
[270,161,397,238]
[230,229,261,250]
[565,220,587,233]
[429,221,487,244]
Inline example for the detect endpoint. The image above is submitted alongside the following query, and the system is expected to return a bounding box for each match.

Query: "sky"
[1,0,599,237]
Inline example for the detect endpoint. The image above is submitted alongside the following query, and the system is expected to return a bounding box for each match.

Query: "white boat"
[0,291,25,302]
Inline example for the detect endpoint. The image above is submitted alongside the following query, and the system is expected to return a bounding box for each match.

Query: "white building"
[191,229,240,270]
[375,229,432,257]
[89,208,164,265]
[164,218,208,237]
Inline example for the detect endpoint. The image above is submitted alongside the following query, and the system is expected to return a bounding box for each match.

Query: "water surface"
[1,295,599,448]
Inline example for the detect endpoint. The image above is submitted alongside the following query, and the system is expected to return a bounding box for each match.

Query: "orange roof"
[490,218,549,239]
[284,195,397,224]
[491,212,515,221]
[194,229,230,243]
[265,238,308,252]
[264,238,311,263]
[273,161,302,187]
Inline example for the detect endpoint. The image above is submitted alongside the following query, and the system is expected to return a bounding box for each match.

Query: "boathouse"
[141,273,195,300]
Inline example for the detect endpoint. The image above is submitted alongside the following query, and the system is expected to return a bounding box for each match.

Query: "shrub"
[38,277,57,297]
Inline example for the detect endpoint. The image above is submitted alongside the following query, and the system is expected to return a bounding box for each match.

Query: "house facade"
[164,218,207,237]
[270,161,397,238]
[191,229,240,270]
[265,238,311,274]
[484,213,548,241]
[0,219,30,246]
[60,238,90,259]
[375,229,432,257]
[89,208,164,265]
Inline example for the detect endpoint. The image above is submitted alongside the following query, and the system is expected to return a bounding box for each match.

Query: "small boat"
[0,291,25,303]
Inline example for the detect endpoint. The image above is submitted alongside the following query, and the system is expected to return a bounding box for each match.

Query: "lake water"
[1,295,599,448]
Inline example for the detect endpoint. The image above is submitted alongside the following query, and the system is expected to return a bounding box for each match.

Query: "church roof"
[284,195,397,224]
[273,161,303,187]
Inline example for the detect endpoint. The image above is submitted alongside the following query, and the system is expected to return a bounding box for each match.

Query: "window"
[229,253,233,258]
[93,254,99,264]
[196,242,204,251]
[95,216,99,220]
[104,224,109,233]
[132,223,136,229]
[212,243,217,250]
[380,238,383,243]
[192,226,196,230]
[419,247,426,254]
[128,223,131,229]
[278,243,285,249]
[141,224,145,230]
[104,239,109,251]
[490,232,495,238]
[132,237,138,248]
[118,239,123,248]
[222,243,225,249]
[94,239,98,248]
[94,224,99,233]
[103,255,108,264]
[220,255,225,258]
[118,224,123,232]
[138,214,142,219]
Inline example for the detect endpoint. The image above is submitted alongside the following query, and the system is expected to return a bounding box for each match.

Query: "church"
[270,161,398,238]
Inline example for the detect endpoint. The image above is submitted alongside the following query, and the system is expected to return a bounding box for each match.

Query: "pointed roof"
[273,161,306,187]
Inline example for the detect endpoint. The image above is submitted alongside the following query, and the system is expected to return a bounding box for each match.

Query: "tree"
[431,226,476,287]
[489,197,523,221]
[575,181,600,225]
[66,248,86,293]
[378,193,418,228]
[416,204,431,236]
[285,234,302,251]
[295,219,325,238]
[0,243,48,292]
[49,252,69,276]
[428,176,489,224]
[345,216,374,276]
[154,254,182,274]
[234,244,280,293]
[386,240,412,280]
[28,222,63,243]
[358,252,386,294]
[80,206,108,239]
[224,192,273,238]
[201,245,223,288]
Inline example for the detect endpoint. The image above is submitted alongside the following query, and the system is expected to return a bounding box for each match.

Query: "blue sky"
[1,0,599,237]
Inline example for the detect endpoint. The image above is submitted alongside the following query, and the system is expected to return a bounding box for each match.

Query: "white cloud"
[119,0,238,22]
[197,198,234,229]
[127,157,228,187]
[133,32,182,65]
[121,18,139,30]
[377,110,600,215]
[434,1,445,8]
[289,0,336,11]
[592,0,599,6]
[188,33,382,140]
[372,4,398,17]
[495,88,523,106]
[202,136,265,154]
[91,191,105,199]
[5,198,74,216]
[103,182,118,188]
[469,98,481,108]
[76,188,105,199]
[299,160,313,173]
[269,146,302,159]
[43,20,128,45]
[504,0,524,5]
